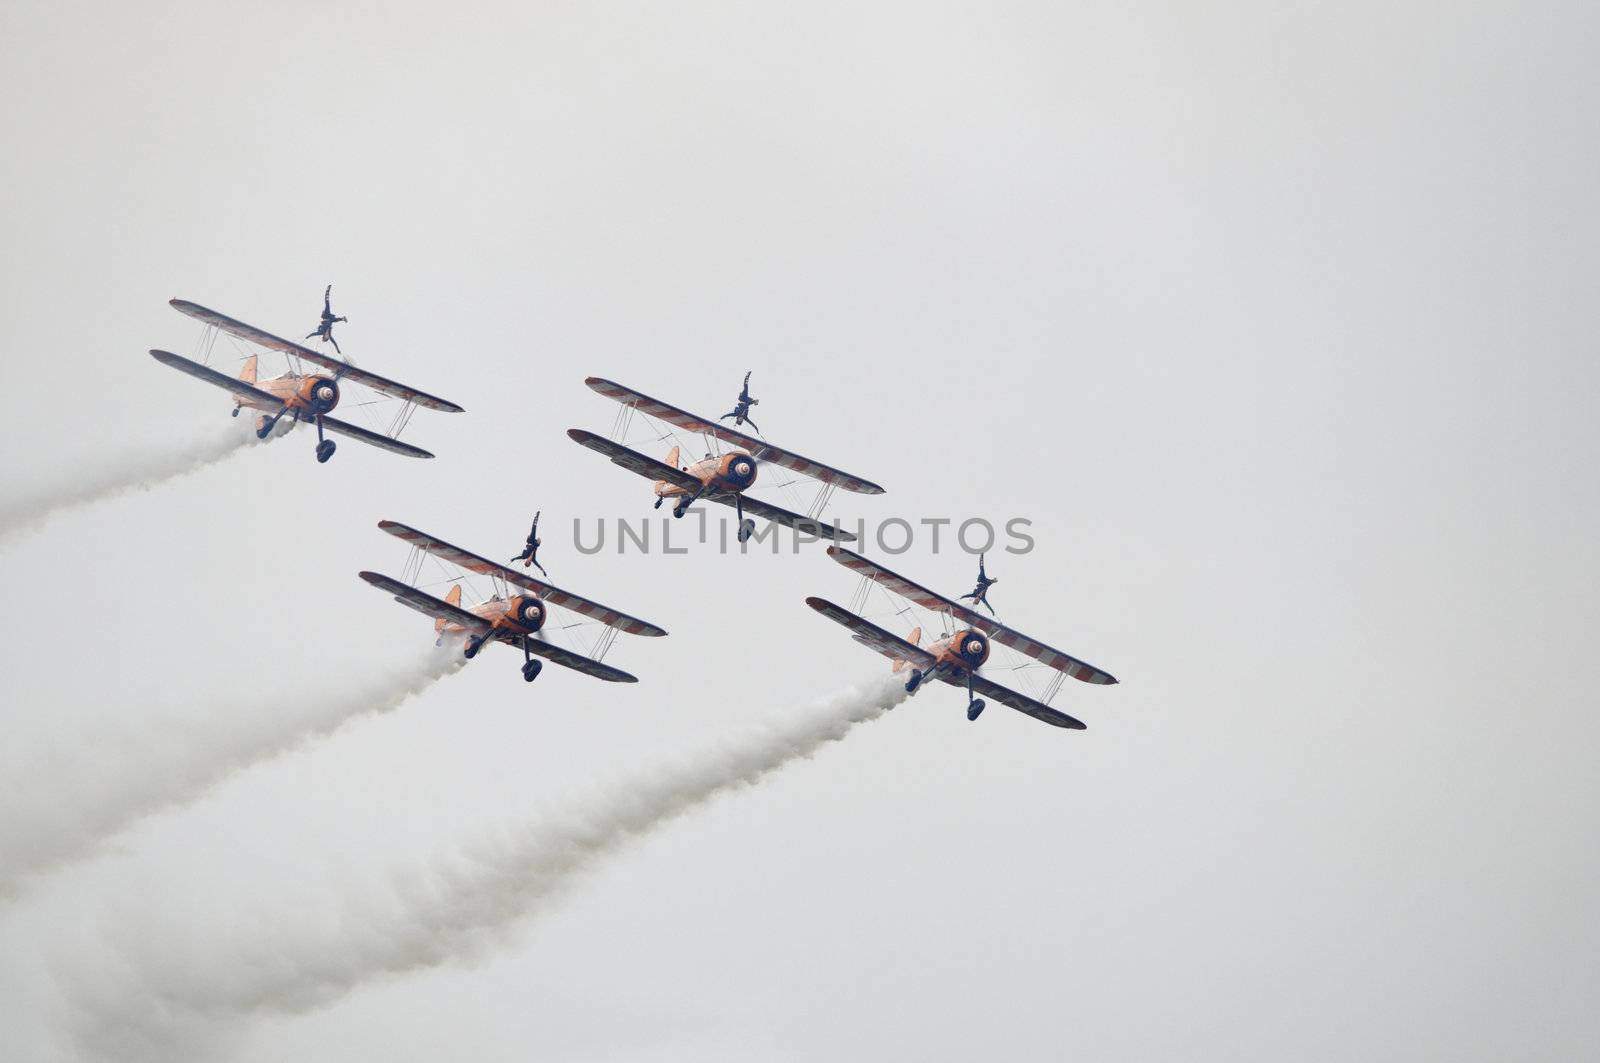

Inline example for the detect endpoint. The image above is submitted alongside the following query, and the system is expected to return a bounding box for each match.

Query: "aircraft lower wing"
[360,571,489,632]
[319,415,434,459]
[826,547,1118,685]
[567,429,705,493]
[169,299,465,413]
[498,634,638,683]
[149,349,285,411]
[584,377,885,494]
[376,519,668,637]
[711,493,857,542]
[937,671,1087,730]
[805,597,938,670]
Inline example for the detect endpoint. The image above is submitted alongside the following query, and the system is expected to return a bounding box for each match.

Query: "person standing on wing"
[720,371,761,434]
[305,284,348,354]
[511,511,548,577]
[959,552,999,615]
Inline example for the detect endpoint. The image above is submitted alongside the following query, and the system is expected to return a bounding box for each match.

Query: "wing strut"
[807,482,838,521]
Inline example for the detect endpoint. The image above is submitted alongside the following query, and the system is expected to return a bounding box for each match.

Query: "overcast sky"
[2,1,1597,1060]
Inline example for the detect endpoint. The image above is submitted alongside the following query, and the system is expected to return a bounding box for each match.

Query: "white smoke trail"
[0,644,463,899]
[64,674,907,1062]
[0,416,289,545]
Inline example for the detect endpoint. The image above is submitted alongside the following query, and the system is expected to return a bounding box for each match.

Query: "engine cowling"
[955,629,990,667]
[298,375,341,414]
[512,596,547,632]
[715,452,758,490]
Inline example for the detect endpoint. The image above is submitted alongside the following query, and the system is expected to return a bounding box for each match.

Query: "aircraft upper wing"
[377,519,668,637]
[937,671,1087,729]
[149,349,285,411]
[566,429,705,494]
[320,415,434,459]
[500,634,638,683]
[360,571,489,632]
[707,493,857,543]
[826,546,1118,685]
[805,596,938,670]
[584,377,885,494]
[170,299,465,413]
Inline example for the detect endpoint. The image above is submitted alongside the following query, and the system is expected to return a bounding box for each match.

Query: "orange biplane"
[360,520,665,684]
[569,377,883,544]
[150,299,462,463]
[807,546,1117,729]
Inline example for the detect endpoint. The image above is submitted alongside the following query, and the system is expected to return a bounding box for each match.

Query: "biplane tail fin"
[664,445,680,469]
[238,354,257,385]
[892,627,923,672]
[435,584,463,633]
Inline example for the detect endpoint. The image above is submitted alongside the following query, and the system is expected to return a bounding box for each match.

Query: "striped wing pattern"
[360,571,489,631]
[827,547,1118,685]
[937,671,1087,729]
[321,415,434,459]
[506,636,638,683]
[585,377,884,494]
[721,494,857,542]
[566,430,704,493]
[377,520,667,637]
[805,597,937,670]
[149,349,285,411]
[170,299,464,412]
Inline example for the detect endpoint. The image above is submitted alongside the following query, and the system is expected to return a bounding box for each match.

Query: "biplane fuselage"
[892,628,991,675]
[652,447,758,499]
[238,371,342,418]
[433,588,546,640]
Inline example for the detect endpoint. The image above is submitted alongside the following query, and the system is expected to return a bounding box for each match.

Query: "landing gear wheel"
[256,417,275,440]
[521,659,543,682]
[905,668,923,694]
[315,439,337,463]
[653,497,664,510]
[673,499,690,518]
[464,636,485,660]
[966,699,987,721]
[737,518,755,543]
[231,407,241,418]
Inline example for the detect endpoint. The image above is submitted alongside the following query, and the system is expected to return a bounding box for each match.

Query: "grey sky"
[1,2,1597,1061]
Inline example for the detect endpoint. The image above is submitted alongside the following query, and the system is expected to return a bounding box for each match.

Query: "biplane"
[807,546,1117,729]
[359,520,665,685]
[568,377,883,545]
[149,299,463,463]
